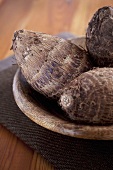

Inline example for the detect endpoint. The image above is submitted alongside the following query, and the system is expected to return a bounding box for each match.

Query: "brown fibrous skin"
[12,30,92,98]
[59,68,113,124]
[86,6,113,67]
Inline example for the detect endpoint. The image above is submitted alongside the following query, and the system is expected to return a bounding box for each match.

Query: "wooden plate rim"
[13,70,113,140]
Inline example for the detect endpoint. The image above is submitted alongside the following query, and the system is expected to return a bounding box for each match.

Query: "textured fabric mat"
[1,58,113,170]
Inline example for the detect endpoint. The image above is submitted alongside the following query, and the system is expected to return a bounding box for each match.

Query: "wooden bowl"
[13,37,113,140]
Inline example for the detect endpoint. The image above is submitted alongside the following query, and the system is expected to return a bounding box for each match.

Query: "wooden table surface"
[0,0,113,169]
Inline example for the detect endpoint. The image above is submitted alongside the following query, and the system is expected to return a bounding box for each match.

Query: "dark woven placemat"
[1,57,113,170]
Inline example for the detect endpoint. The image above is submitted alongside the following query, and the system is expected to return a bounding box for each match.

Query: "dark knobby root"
[12,30,92,99]
[86,6,113,67]
[59,68,113,124]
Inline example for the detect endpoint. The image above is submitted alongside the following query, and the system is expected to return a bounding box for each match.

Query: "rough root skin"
[12,29,92,99]
[59,68,113,125]
[86,6,113,67]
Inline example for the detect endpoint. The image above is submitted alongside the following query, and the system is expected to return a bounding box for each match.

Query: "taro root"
[12,29,92,98]
[86,6,113,67]
[59,68,113,124]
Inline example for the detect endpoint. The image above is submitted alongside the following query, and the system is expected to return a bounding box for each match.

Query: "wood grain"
[1,0,113,169]
[0,125,54,170]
